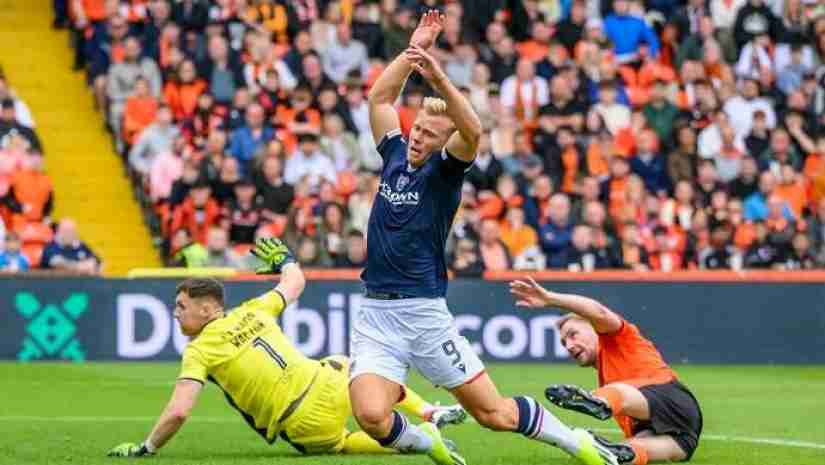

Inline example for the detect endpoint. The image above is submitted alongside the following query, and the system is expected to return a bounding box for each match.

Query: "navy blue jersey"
[362,129,473,298]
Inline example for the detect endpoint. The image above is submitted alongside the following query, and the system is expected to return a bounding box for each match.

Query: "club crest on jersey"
[396,174,410,191]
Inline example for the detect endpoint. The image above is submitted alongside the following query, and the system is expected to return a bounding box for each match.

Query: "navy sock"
[377,411,406,447]
[513,396,541,437]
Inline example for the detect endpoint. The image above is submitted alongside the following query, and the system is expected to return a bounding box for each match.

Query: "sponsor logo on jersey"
[379,182,420,206]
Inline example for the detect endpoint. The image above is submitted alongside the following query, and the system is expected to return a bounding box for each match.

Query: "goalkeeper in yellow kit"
[107,238,466,460]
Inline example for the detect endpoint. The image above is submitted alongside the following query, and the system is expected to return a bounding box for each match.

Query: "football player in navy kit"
[347,10,617,465]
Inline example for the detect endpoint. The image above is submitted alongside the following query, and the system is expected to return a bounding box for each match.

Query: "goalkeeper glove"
[107,442,154,458]
[251,237,296,274]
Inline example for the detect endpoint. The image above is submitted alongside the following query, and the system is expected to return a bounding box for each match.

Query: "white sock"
[515,396,580,454]
[378,411,434,453]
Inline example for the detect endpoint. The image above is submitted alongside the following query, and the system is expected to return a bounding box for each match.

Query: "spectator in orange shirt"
[499,206,539,260]
[773,164,806,219]
[170,181,222,245]
[122,77,158,146]
[510,280,702,465]
[516,21,552,63]
[6,153,53,226]
[163,59,207,121]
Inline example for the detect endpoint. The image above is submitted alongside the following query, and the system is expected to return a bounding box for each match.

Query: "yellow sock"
[341,430,396,455]
[396,386,434,421]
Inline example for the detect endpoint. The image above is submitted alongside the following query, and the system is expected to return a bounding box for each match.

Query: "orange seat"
[15,221,54,245]
[22,243,44,267]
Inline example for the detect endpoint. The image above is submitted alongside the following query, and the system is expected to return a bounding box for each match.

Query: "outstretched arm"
[405,46,482,161]
[146,380,203,449]
[367,10,444,144]
[509,277,623,333]
[107,380,203,457]
[251,238,306,308]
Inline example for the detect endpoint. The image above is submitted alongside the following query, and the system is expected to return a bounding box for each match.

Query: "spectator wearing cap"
[733,0,782,48]
[223,178,264,245]
[667,124,698,185]
[321,21,370,84]
[41,219,101,274]
[0,233,29,272]
[197,35,245,105]
[603,0,660,64]
[229,102,273,168]
[500,57,549,124]
[0,76,35,128]
[284,132,337,188]
[129,105,179,177]
[540,193,574,268]
[0,98,41,153]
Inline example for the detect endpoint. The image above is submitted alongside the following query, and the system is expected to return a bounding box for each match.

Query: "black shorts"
[633,380,703,460]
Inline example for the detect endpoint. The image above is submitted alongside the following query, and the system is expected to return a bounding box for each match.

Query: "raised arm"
[251,238,305,307]
[405,46,482,161]
[367,10,444,144]
[509,277,623,333]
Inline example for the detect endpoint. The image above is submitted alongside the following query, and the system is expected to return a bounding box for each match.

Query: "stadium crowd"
[0,69,101,274]
[58,0,825,273]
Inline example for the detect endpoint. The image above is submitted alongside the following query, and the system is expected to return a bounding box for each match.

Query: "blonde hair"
[556,313,589,331]
[422,97,448,115]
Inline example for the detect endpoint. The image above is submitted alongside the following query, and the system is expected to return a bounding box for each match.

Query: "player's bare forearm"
[146,380,202,451]
[432,73,482,161]
[368,54,413,106]
[367,54,410,143]
[544,292,623,334]
[275,262,305,306]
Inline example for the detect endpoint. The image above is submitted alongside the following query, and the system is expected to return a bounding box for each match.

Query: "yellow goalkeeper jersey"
[178,290,321,443]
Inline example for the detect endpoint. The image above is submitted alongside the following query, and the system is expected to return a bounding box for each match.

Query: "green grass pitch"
[1,363,823,465]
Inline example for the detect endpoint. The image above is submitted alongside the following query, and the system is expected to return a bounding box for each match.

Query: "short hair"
[556,313,589,331]
[176,278,225,306]
[422,97,448,115]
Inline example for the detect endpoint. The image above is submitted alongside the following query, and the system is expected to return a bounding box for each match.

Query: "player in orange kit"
[510,278,703,464]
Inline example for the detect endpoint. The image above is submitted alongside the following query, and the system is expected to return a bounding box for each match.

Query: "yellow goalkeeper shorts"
[280,356,353,454]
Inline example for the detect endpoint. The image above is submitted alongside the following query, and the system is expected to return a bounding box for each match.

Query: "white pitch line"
[587,427,825,450]
[0,416,823,451]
